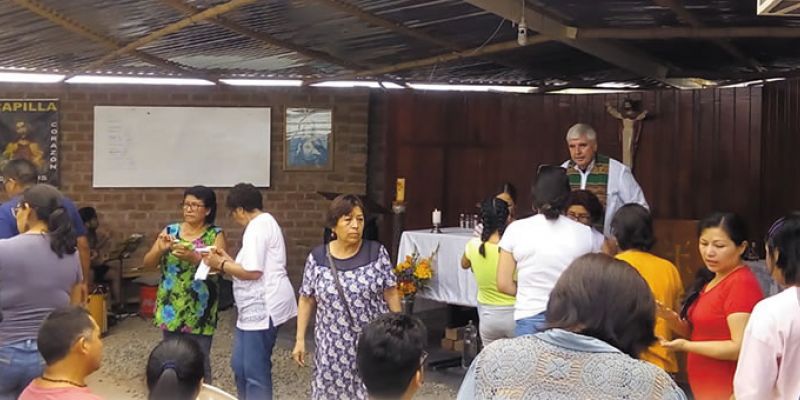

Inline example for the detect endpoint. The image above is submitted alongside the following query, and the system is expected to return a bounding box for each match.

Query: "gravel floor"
[92,309,458,399]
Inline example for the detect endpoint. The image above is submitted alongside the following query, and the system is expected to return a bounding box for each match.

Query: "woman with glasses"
[143,186,227,384]
[0,184,83,399]
[564,190,604,232]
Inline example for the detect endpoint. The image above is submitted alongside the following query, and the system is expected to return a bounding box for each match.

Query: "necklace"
[40,375,86,388]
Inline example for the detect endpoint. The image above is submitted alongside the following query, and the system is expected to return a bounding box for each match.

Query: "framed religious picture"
[284,107,334,171]
[0,99,60,186]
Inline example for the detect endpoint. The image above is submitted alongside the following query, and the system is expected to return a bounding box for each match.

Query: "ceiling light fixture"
[220,79,302,87]
[0,72,65,83]
[65,75,215,85]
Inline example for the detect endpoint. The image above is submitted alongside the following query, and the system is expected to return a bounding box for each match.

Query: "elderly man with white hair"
[560,123,648,235]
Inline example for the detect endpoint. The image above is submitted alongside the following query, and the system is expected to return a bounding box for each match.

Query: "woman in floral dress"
[292,194,401,399]
[143,186,226,383]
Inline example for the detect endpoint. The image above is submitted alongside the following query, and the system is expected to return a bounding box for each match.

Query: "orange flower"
[413,263,432,280]
[398,281,417,296]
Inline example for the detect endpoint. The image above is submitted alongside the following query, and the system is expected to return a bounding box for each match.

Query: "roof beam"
[10,0,210,78]
[73,0,256,76]
[311,0,535,73]
[576,26,800,40]
[463,0,675,85]
[653,0,765,72]
[161,0,366,71]
[311,35,550,83]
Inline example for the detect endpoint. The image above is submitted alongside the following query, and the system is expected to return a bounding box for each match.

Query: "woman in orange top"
[610,204,684,373]
[659,212,763,399]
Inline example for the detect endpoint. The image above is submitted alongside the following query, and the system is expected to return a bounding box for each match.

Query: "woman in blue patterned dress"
[292,194,401,399]
[142,186,227,383]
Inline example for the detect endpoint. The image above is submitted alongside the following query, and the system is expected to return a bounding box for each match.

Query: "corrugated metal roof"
[0,0,797,85]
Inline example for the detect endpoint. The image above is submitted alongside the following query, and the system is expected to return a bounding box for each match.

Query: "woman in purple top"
[0,184,82,400]
[292,195,401,400]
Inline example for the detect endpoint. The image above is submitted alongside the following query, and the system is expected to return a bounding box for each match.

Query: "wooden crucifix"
[606,99,648,169]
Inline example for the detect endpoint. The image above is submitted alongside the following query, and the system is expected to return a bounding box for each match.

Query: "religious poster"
[284,107,333,171]
[0,99,60,186]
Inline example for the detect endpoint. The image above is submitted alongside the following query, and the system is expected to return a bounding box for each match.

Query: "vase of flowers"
[394,246,436,314]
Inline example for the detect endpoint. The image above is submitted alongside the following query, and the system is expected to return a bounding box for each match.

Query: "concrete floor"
[87,302,465,399]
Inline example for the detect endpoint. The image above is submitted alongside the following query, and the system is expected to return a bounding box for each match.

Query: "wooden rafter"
[72,0,256,76]
[9,0,210,78]
[653,0,765,72]
[311,0,536,73]
[316,35,550,82]
[576,26,800,40]
[160,0,366,71]
[463,0,680,87]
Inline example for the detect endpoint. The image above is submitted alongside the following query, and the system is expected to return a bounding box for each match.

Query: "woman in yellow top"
[610,203,684,373]
[461,197,516,347]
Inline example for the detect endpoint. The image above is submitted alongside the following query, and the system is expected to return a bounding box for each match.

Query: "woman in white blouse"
[734,213,800,400]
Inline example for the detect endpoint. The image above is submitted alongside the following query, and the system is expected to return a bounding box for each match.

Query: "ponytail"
[149,366,194,400]
[478,197,510,257]
[680,268,714,319]
[47,206,77,258]
[146,338,204,400]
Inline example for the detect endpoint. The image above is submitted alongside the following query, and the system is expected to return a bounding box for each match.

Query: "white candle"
[432,209,442,225]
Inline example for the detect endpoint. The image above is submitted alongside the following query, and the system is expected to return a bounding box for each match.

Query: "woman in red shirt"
[659,212,763,400]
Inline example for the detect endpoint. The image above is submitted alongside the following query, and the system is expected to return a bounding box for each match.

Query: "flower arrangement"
[394,244,437,299]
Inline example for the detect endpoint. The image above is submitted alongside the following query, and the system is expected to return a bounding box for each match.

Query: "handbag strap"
[326,245,356,326]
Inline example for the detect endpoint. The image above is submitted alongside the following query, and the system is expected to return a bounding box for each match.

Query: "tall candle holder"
[431,222,442,234]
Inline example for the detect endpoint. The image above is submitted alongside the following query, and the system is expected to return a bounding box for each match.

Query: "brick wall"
[0,83,370,286]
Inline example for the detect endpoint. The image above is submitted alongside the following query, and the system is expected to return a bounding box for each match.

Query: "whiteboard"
[93,106,271,187]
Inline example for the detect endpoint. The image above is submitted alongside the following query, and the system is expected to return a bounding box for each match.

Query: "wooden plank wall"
[762,79,800,229]
[377,86,770,241]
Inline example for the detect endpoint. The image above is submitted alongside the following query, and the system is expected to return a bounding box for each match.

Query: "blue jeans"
[514,311,547,337]
[232,319,280,400]
[162,331,214,384]
[0,339,44,400]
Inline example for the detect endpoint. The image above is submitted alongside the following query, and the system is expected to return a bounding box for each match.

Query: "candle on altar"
[396,178,406,203]
[432,209,442,225]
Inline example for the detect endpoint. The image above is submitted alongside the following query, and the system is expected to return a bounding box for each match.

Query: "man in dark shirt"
[0,159,90,300]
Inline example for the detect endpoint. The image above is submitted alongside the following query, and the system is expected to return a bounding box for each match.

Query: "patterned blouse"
[458,329,687,400]
[153,223,221,336]
[299,241,397,400]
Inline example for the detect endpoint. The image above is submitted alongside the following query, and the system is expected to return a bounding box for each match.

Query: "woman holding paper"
[143,185,227,383]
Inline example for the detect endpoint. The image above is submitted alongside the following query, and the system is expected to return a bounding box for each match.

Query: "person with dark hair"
[659,212,763,399]
[461,197,516,346]
[564,189,604,232]
[202,183,296,400]
[0,159,90,298]
[78,207,121,306]
[142,185,227,383]
[146,338,204,400]
[496,182,517,220]
[560,123,648,235]
[458,253,686,399]
[18,307,103,400]
[357,313,427,400]
[0,184,83,398]
[734,213,800,399]
[611,204,684,373]
[496,166,604,336]
[293,194,401,399]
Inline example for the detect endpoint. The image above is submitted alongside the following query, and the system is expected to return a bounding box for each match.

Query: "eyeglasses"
[180,202,205,210]
[566,211,591,224]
